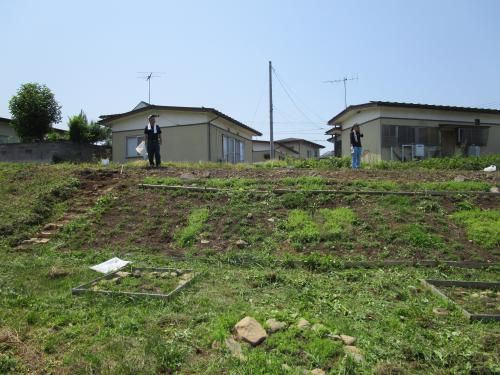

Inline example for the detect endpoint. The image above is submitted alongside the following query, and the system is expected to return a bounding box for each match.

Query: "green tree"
[8,83,62,142]
[68,110,111,144]
[68,111,89,143]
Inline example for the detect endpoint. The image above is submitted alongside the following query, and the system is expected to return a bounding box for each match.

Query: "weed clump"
[286,210,320,246]
[174,208,209,247]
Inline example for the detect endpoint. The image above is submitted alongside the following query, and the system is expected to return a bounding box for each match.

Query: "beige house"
[274,138,324,159]
[252,140,299,162]
[0,117,19,144]
[99,102,262,163]
[326,101,500,162]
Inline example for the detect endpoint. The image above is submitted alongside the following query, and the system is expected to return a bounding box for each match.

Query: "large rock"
[234,317,267,346]
[310,369,326,375]
[265,319,287,333]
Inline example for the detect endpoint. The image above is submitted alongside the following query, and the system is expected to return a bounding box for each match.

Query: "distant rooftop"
[276,138,325,149]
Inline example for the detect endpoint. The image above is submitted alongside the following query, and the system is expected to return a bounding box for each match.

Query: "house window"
[223,135,245,163]
[307,150,312,158]
[457,128,488,146]
[126,136,144,158]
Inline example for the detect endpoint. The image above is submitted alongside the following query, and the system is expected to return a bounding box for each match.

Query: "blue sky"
[1,0,499,150]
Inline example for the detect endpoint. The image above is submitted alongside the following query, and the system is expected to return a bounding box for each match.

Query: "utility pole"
[324,76,358,108]
[269,61,274,160]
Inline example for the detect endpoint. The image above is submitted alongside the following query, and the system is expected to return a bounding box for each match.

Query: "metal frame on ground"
[421,279,500,322]
[72,267,196,299]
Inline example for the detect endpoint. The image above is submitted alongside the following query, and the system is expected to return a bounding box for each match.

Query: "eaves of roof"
[327,101,500,125]
[99,104,262,136]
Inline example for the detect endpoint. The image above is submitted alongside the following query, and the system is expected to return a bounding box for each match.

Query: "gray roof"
[276,138,325,149]
[99,104,262,136]
[327,101,500,125]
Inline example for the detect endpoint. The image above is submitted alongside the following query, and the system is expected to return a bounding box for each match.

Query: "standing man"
[144,114,162,168]
[350,124,363,169]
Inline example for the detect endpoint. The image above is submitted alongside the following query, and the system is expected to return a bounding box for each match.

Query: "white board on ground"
[90,257,131,274]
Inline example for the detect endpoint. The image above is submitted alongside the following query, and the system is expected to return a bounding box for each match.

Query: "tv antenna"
[137,72,163,104]
[324,75,358,108]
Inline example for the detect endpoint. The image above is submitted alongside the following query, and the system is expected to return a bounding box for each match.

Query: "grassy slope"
[0,162,499,374]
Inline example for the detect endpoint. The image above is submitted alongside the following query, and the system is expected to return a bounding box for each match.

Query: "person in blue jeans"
[350,124,363,169]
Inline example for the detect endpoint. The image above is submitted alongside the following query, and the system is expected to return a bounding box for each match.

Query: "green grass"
[396,224,445,249]
[453,209,500,249]
[286,210,321,246]
[318,208,356,240]
[173,208,210,247]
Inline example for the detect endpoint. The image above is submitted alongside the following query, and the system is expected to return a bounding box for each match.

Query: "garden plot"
[422,279,500,322]
[72,267,196,299]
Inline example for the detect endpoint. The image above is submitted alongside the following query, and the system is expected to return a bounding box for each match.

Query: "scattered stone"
[247,212,253,219]
[297,318,311,330]
[267,218,275,223]
[471,293,480,298]
[453,175,466,182]
[115,271,130,278]
[201,170,211,178]
[328,334,342,341]
[236,239,248,249]
[281,364,291,371]
[265,319,287,333]
[408,285,421,294]
[33,238,50,244]
[111,276,121,284]
[225,337,246,361]
[310,369,326,375]
[432,307,449,316]
[234,316,267,346]
[179,272,194,281]
[201,239,210,244]
[47,267,71,279]
[180,172,196,181]
[340,335,357,346]
[43,223,62,231]
[344,345,363,362]
[211,340,220,350]
[132,270,142,277]
[38,231,53,239]
[490,187,499,193]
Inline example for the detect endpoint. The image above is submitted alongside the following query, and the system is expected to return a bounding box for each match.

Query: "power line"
[272,68,318,125]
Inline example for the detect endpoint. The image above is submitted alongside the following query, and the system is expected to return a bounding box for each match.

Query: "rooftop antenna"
[324,75,358,108]
[137,72,163,104]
